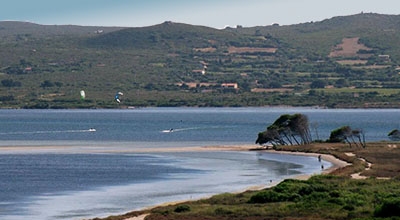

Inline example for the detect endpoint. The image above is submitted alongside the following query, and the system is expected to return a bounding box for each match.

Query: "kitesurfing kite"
[80,90,86,100]
[115,91,123,103]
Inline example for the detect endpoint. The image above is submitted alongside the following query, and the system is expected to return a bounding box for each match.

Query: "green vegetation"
[388,129,400,140]
[101,176,400,220]
[328,126,366,148]
[256,113,368,148]
[246,176,400,220]
[256,113,312,146]
[2,13,400,108]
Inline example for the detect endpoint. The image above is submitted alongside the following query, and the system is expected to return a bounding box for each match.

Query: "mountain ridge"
[1,13,400,108]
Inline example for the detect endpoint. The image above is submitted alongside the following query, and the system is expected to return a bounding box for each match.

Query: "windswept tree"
[289,113,312,144]
[256,113,312,146]
[388,129,400,140]
[328,126,352,144]
[256,128,284,146]
[328,126,365,148]
[351,129,366,148]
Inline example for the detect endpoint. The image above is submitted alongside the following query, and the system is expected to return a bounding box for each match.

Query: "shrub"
[298,186,314,196]
[329,190,341,198]
[249,191,282,203]
[273,179,308,193]
[327,197,344,206]
[374,198,400,217]
[342,204,355,211]
[174,204,191,213]
[214,207,233,215]
[249,190,300,203]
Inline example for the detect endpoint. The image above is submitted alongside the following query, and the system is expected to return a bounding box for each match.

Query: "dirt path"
[344,152,373,179]
[124,214,149,220]
[351,157,372,179]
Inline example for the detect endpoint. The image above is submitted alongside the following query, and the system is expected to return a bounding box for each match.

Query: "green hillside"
[231,13,400,60]
[1,13,400,108]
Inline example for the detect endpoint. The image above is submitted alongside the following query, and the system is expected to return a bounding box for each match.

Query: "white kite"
[80,90,86,100]
[115,91,123,103]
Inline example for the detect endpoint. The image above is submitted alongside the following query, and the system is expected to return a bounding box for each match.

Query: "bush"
[329,191,341,198]
[214,207,233,215]
[249,190,300,203]
[374,198,400,217]
[342,204,355,211]
[249,191,282,203]
[298,186,314,196]
[174,204,191,213]
[273,179,307,193]
[328,197,344,206]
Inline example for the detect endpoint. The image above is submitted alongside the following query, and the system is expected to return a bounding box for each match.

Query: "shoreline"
[91,145,349,220]
[262,149,350,175]
[0,144,350,220]
[0,144,349,172]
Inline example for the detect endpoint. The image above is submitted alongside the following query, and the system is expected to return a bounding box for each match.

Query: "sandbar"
[0,144,350,174]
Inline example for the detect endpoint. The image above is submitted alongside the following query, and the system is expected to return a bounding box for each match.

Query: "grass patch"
[140,176,400,220]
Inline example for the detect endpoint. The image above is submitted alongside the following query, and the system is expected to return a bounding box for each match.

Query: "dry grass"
[276,142,400,178]
[329,37,372,58]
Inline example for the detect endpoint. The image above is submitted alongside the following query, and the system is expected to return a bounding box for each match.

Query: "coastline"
[10,143,347,173]
[262,149,350,175]
[91,145,350,220]
[0,144,350,220]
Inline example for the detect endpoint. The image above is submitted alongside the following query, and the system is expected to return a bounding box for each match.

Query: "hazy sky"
[1,0,399,28]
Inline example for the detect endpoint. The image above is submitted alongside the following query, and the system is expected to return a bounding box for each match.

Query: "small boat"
[162,128,174,133]
[88,128,96,132]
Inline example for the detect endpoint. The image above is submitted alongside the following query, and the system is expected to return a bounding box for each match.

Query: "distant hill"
[85,21,242,50]
[1,13,400,108]
[229,13,400,60]
[0,21,125,37]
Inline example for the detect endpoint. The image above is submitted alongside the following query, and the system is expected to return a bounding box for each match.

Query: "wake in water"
[161,126,233,133]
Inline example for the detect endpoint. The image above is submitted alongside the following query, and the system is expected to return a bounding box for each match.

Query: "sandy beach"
[0,144,261,154]
[262,149,350,174]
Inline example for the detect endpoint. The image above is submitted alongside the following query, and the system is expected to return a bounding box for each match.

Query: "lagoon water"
[0,107,399,219]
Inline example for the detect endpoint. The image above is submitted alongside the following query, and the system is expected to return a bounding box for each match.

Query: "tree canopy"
[388,129,400,141]
[256,113,312,146]
[328,125,365,148]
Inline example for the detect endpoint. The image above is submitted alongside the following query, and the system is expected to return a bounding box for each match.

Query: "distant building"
[24,67,32,73]
[221,83,238,89]
[378,54,390,62]
[176,82,238,90]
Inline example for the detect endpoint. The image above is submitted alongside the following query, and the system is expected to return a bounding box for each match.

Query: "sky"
[1,0,400,29]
